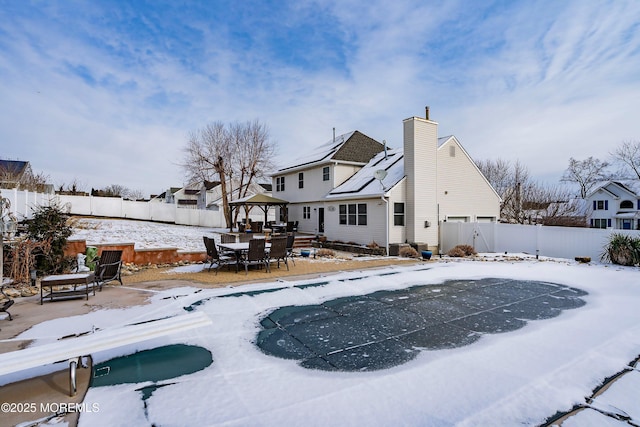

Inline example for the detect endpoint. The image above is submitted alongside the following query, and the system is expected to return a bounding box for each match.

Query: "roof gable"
[588,181,639,199]
[277,131,383,172]
[437,136,502,201]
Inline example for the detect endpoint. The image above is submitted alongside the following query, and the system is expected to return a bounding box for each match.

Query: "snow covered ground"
[70,217,222,251]
[7,257,640,426]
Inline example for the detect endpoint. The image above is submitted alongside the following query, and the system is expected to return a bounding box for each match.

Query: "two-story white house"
[272,111,501,252]
[272,130,385,230]
[586,181,640,230]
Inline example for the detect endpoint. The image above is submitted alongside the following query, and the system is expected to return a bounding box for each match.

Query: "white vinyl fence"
[440,221,640,262]
[0,188,269,228]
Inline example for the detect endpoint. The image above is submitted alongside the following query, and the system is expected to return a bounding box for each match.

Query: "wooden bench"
[40,273,96,305]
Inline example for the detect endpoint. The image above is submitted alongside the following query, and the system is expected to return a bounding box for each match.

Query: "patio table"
[40,273,96,304]
[270,224,287,234]
[218,242,271,253]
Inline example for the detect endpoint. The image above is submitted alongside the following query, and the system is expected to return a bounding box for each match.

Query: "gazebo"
[228,193,289,230]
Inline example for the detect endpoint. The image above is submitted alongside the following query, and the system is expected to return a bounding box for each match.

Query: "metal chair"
[286,233,296,266]
[238,238,268,275]
[239,233,253,243]
[268,237,289,271]
[220,233,236,244]
[203,236,235,274]
[1,284,14,321]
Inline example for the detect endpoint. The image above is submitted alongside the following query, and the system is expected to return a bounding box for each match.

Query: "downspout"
[382,193,389,256]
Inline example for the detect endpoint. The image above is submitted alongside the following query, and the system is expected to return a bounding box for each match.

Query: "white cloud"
[1,0,639,195]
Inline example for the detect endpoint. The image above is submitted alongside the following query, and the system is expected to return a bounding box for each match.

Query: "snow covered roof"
[587,180,640,198]
[277,131,355,171]
[276,131,384,173]
[326,148,405,200]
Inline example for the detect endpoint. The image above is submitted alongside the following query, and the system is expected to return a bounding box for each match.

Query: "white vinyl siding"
[272,164,360,203]
[436,139,500,224]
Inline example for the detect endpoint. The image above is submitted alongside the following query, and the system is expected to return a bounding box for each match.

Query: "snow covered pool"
[14,260,640,426]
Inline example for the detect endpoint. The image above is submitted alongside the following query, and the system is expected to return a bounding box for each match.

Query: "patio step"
[293,236,315,248]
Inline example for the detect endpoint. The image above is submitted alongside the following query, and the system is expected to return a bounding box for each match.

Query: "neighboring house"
[271,111,501,251]
[150,187,182,204]
[197,180,222,210]
[586,181,640,230]
[198,180,272,212]
[0,159,53,192]
[0,159,33,189]
[172,186,199,208]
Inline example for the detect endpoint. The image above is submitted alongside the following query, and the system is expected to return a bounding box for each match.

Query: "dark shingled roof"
[277,130,384,172]
[332,131,385,163]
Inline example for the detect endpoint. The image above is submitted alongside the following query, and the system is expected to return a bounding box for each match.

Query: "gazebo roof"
[229,193,288,206]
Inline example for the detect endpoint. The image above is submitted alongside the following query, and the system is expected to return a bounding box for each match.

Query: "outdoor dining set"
[203,232,296,275]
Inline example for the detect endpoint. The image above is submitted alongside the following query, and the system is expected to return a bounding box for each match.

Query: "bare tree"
[611,140,640,180]
[561,157,611,198]
[477,159,531,223]
[183,122,233,227]
[92,184,128,197]
[229,120,276,224]
[522,184,586,227]
[478,158,584,225]
[56,178,87,195]
[125,188,145,200]
[182,120,276,229]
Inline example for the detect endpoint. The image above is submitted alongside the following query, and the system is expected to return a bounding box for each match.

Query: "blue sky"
[1,0,639,196]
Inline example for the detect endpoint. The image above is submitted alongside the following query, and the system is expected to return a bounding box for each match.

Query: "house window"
[303,206,311,219]
[322,166,330,181]
[298,172,304,189]
[339,203,367,226]
[339,205,347,224]
[594,200,608,210]
[348,204,357,225]
[592,219,608,229]
[449,146,456,157]
[620,200,633,209]
[394,203,405,226]
[358,203,367,225]
[276,176,285,192]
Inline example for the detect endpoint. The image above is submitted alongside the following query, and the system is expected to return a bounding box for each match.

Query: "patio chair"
[203,236,235,274]
[286,233,296,266]
[239,233,253,243]
[268,237,289,271]
[238,238,268,275]
[1,285,14,321]
[253,221,264,233]
[94,250,123,290]
[221,233,236,244]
